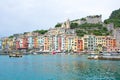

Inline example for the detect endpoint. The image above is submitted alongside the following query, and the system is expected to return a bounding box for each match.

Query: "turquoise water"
[0,54,120,80]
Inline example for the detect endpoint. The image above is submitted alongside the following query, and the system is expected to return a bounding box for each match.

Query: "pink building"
[16,40,20,50]
[17,37,28,50]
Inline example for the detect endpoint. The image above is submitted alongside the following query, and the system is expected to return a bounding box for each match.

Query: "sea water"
[0,54,120,80]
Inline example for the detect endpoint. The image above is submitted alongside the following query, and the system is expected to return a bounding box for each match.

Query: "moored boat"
[9,52,22,57]
[88,53,99,59]
[52,51,56,55]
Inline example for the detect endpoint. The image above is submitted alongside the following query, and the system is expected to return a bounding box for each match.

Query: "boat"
[88,54,99,59]
[9,52,22,57]
[33,52,37,55]
[52,51,56,55]
[100,52,111,56]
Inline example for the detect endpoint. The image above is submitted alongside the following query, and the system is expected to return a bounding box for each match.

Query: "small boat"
[33,52,37,55]
[52,51,56,55]
[88,54,99,59]
[9,52,22,57]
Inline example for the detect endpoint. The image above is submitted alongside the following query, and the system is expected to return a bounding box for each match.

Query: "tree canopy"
[55,23,62,27]
[33,30,48,34]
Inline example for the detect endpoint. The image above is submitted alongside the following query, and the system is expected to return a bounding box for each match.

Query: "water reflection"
[0,55,120,80]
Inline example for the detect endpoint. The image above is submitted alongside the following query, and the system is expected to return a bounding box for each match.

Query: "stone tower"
[66,19,70,28]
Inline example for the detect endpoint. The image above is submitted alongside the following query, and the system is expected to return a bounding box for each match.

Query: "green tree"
[76,30,86,37]
[55,23,62,27]
[9,36,14,38]
[70,23,79,29]
[33,30,48,34]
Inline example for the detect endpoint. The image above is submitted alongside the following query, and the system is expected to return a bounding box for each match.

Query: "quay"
[98,56,120,60]
[88,55,120,60]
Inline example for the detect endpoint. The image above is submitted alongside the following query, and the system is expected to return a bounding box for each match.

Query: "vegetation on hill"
[70,23,102,29]
[55,23,62,27]
[109,8,120,19]
[70,22,109,37]
[76,30,86,37]
[9,35,14,38]
[104,8,120,27]
[76,27,109,37]
[33,30,48,34]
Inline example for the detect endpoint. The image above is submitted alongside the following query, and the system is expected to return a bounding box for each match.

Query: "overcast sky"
[0,0,120,37]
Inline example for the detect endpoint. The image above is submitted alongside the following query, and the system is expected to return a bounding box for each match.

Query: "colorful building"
[16,40,20,50]
[95,36,106,52]
[83,35,96,52]
[105,36,117,52]
[72,36,78,52]
[38,36,44,51]
[61,35,66,52]
[65,35,74,52]
[44,36,49,52]
[33,36,39,49]
[2,38,8,50]
[77,39,83,52]
[19,37,28,49]
[28,36,33,49]
[7,38,14,50]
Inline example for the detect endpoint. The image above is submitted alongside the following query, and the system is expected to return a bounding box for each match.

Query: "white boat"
[88,53,99,59]
[33,52,37,55]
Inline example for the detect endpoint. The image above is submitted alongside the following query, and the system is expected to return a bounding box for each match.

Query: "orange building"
[33,37,39,49]
[77,39,83,52]
[106,36,116,52]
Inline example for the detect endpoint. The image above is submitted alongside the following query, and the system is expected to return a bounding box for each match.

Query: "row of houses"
[0,30,119,53]
[0,33,118,52]
[0,18,120,53]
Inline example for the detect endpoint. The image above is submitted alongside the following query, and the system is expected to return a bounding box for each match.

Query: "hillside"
[71,23,109,37]
[55,8,120,37]
[104,8,120,27]
[54,15,110,37]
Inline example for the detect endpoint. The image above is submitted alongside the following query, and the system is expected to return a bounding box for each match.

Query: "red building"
[16,37,28,50]
[22,37,28,49]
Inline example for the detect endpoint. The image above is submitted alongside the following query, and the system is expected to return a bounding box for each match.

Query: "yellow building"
[65,35,73,52]
[96,36,106,52]
[44,36,49,52]
[65,35,77,52]
[7,38,14,50]
[72,36,78,52]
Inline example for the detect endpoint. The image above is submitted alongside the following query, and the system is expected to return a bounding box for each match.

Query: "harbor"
[0,0,120,79]
[0,53,120,80]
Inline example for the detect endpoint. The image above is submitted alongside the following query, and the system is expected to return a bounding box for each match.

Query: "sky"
[0,0,120,37]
